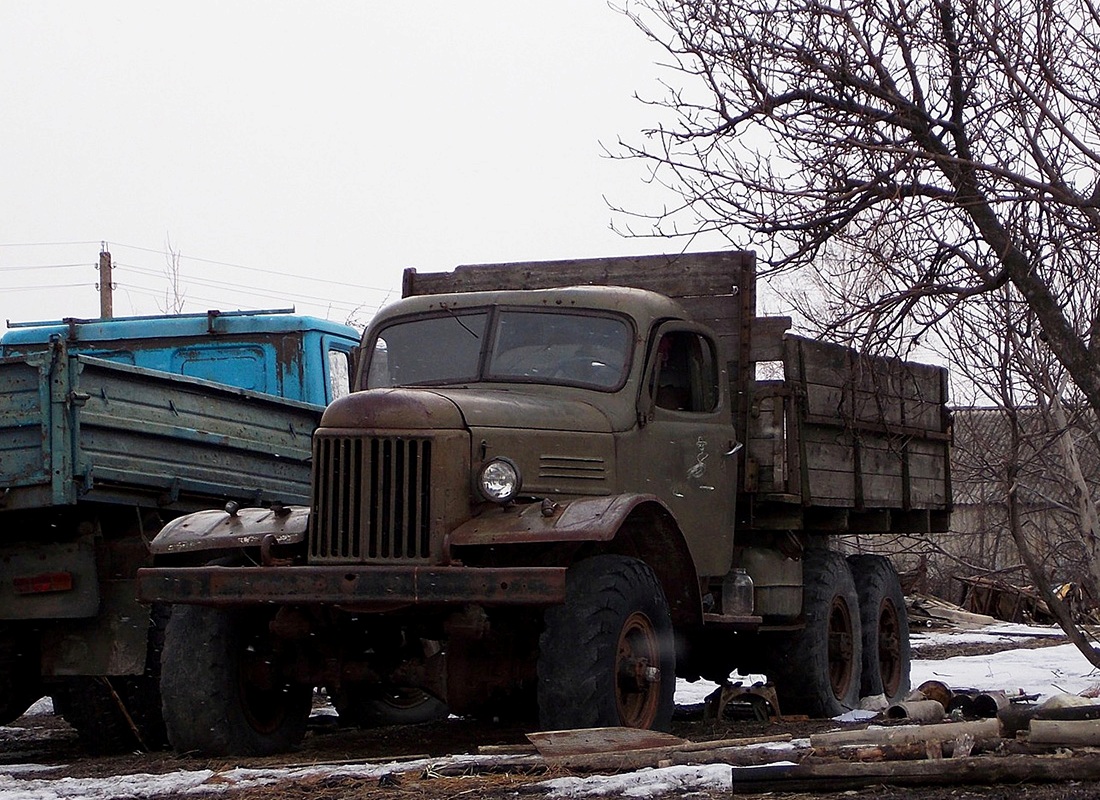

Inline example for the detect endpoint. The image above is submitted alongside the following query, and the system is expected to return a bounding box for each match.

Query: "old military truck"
[139,251,951,756]
[0,309,359,752]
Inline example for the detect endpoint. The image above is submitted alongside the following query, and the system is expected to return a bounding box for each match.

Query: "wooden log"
[670,743,812,768]
[672,733,793,752]
[477,743,538,755]
[811,742,931,762]
[731,754,1100,794]
[406,753,547,777]
[1028,719,1100,747]
[811,736,1003,763]
[546,733,794,773]
[810,718,1002,749]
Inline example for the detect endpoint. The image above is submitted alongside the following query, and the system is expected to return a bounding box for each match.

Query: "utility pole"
[98,244,113,319]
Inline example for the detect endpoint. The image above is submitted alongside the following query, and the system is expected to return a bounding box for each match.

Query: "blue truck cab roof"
[1,309,362,406]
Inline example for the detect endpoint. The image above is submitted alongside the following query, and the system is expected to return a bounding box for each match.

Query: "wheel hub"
[877,597,903,697]
[826,596,855,698]
[615,611,661,727]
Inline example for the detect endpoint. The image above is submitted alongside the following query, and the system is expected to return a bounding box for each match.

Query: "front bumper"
[137,564,568,610]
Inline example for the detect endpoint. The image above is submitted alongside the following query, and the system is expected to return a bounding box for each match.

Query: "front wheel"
[538,555,675,731]
[160,604,311,756]
[763,548,862,717]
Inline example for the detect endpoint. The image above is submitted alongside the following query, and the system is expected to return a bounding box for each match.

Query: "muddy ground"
[3,633,1099,799]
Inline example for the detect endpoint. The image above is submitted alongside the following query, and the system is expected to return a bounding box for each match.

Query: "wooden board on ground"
[526,727,685,757]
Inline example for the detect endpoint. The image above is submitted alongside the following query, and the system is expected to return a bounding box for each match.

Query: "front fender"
[149,506,310,556]
[448,494,667,546]
[449,494,702,627]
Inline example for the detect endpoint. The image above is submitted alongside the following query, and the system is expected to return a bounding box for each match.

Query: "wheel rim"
[615,611,662,727]
[827,595,856,699]
[876,597,903,698]
[237,628,292,734]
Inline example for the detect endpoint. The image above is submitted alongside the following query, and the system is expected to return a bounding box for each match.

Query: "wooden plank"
[403,251,755,301]
[788,335,949,435]
[861,474,906,506]
[805,468,857,504]
[527,727,684,757]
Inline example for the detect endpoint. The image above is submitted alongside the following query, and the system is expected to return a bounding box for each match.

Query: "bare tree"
[160,235,187,315]
[617,0,1100,403]
[616,0,1100,659]
[943,287,1100,666]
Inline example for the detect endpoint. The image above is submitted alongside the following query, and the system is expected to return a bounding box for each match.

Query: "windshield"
[366,308,632,390]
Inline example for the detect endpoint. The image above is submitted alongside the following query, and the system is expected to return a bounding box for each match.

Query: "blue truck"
[0,308,359,752]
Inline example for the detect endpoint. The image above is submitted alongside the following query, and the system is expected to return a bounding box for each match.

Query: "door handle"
[724,442,743,457]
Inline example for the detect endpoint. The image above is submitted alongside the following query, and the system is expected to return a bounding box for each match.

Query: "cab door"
[625,323,739,576]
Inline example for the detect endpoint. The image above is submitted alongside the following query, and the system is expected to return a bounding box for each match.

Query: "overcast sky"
[0,2,728,329]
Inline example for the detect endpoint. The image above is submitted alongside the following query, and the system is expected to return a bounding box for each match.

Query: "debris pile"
[733,680,1100,793]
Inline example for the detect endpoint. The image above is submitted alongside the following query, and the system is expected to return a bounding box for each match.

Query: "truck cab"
[1,308,357,405]
[332,286,737,617]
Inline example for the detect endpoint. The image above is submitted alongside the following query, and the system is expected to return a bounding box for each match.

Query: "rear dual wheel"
[848,554,910,704]
[764,549,863,717]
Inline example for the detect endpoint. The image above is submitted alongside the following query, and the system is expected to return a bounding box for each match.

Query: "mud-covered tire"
[538,555,675,731]
[53,676,159,754]
[764,549,862,717]
[161,604,311,756]
[0,630,40,726]
[333,686,449,727]
[51,605,170,753]
[53,678,127,752]
[848,554,910,703]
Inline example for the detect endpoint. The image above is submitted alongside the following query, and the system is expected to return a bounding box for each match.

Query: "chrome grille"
[310,435,432,562]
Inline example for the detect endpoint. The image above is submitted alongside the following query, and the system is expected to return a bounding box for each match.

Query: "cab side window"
[652,331,719,413]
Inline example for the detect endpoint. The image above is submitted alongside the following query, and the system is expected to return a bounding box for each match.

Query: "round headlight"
[477,458,521,503]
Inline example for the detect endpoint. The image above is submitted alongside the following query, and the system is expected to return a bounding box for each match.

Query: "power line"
[114,263,382,310]
[116,280,380,317]
[0,240,398,295]
[0,241,100,248]
[0,263,90,272]
[3,283,93,291]
[0,242,398,318]
[111,242,396,294]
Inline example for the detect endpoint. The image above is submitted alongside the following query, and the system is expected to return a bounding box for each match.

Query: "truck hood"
[319,388,465,430]
[432,388,613,433]
[320,387,612,433]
